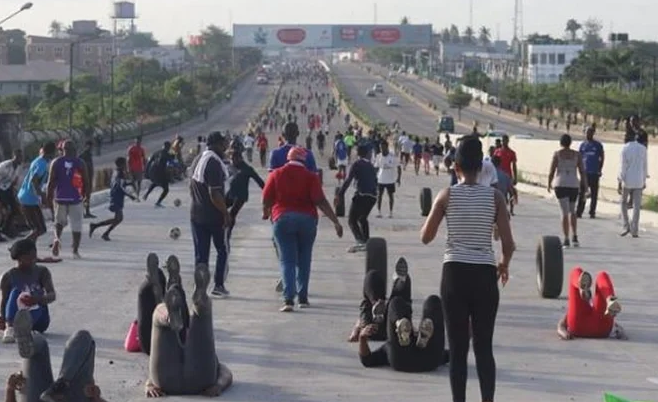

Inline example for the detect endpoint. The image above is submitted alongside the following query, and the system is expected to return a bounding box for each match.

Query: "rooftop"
[0,61,76,82]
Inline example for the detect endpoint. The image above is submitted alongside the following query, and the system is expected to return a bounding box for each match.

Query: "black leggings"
[145,180,170,204]
[441,262,499,402]
[360,269,411,341]
[137,269,190,355]
[348,194,377,243]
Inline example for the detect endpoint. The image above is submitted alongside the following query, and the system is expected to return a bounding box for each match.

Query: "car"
[256,75,268,84]
[373,83,384,93]
[386,97,399,107]
[437,115,455,133]
[365,88,376,97]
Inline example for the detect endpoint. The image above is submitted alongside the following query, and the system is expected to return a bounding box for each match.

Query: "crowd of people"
[0,59,646,401]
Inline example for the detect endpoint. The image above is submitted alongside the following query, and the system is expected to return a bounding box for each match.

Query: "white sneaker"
[3,327,15,343]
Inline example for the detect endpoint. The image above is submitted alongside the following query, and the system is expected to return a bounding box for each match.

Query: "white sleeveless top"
[443,184,497,266]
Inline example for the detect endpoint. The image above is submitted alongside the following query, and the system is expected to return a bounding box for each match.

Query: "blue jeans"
[5,288,50,332]
[272,212,318,302]
[191,221,228,288]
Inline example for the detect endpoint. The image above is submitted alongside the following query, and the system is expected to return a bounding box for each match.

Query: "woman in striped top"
[420,135,515,402]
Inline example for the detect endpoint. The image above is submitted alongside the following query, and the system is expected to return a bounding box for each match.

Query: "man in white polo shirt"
[374,141,401,218]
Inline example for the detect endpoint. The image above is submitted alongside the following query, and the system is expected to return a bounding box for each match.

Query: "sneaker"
[577,271,592,301]
[13,310,34,358]
[372,300,386,323]
[395,318,412,347]
[347,243,366,253]
[605,296,622,317]
[165,255,182,289]
[211,285,230,298]
[51,239,61,257]
[572,236,580,248]
[88,223,97,238]
[620,228,630,237]
[562,238,571,249]
[298,299,310,309]
[155,203,165,208]
[416,318,435,349]
[275,279,283,293]
[164,286,184,333]
[280,301,294,312]
[394,257,409,282]
[2,327,15,344]
[146,253,163,302]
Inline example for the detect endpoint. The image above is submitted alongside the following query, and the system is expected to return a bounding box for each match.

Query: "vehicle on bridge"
[386,96,399,107]
[365,88,376,97]
[256,73,269,85]
[437,115,455,133]
[373,83,384,93]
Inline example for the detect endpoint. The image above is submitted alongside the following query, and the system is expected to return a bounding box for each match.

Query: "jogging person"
[243,132,255,163]
[420,135,515,402]
[256,132,268,168]
[89,157,138,241]
[190,132,231,298]
[398,132,413,170]
[493,134,517,185]
[336,145,377,253]
[46,140,89,259]
[374,141,401,219]
[316,130,326,157]
[127,137,147,197]
[17,142,57,243]
[143,141,173,208]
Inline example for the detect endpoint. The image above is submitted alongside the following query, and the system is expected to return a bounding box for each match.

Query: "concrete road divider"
[536,235,564,299]
[420,187,432,217]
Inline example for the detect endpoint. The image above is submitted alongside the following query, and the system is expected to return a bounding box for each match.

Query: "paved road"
[0,64,656,401]
[92,75,275,170]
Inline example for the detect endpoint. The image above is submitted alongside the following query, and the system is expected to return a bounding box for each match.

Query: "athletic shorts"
[54,202,84,232]
[378,183,396,195]
[336,158,348,167]
[432,155,442,167]
[22,205,46,234]
[400,152,410,163]
[131,171,144,182]
[554,187,579,202]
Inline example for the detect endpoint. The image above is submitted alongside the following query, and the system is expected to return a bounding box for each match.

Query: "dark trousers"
[576,173,600,217]
[441,262,499,402]
[137,268,189,355]
[387,295,447,372]
[144,178,169,204]
[348,194,377,243]
[361,269,411,341]
[0,188,18,232]
[191,221,228,288]
[23,330,95,402]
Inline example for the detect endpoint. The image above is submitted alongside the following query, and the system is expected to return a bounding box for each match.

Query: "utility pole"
[469,0,474,29]
[373,3,377,25]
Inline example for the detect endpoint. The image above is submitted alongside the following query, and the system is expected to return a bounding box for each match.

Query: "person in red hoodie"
[262,146,343,312]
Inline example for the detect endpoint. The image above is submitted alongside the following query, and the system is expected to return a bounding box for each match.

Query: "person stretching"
[357,258,449,372]
[146,263,233,397]
[337,145,378,253]
[6,309,106,402]
[89,157,137,241]
[0,239,56,344]
[137,253,190,356]
[557,267,626,341]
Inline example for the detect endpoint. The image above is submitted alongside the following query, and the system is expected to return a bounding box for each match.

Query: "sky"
[2,0,656,44]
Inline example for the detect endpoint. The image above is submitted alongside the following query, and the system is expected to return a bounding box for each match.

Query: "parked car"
[437,115,455,133]
[373,83,384,93]
[386,97,399,107]
[366,88,376,97]
[256,75,269,85]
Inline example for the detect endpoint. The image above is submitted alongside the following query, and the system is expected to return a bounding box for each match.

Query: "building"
[0,61,80,98]
[525,44,584,84]
[459,52,518,81]
[0,43,7,65]
[130,45,187,71]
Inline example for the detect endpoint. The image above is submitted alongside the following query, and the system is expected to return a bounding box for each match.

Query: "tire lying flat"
[536,235,564,299]
[334,187,345,217]
[365,237,387,290]
[420,187,432,217]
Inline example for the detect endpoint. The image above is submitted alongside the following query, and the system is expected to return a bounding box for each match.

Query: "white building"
[526,44,584,84]
[131,45,187,71]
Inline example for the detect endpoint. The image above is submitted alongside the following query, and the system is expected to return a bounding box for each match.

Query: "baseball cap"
[206,131,226,146]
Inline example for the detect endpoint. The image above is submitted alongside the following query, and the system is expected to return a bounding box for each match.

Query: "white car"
[256,75,268,84]
[386,97,399,107]
[373,83,384,93]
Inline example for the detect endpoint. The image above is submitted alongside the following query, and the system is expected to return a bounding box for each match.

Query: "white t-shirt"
[478,158,498,187]
[375,153,399,184]
[400,138,414,154]
[0,159,20,191]
[243,136,255,149]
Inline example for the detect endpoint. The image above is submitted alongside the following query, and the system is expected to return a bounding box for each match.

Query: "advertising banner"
[331,24,432,48]
[233,25,333,48]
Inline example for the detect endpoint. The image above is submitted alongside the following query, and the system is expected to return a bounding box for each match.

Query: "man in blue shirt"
[334,134,348,183]
[17,142,57,242]
[577,126,604,219]
[269,114,318,172]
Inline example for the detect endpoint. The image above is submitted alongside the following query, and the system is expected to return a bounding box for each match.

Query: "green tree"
[125,31,159,48]
[440,28,451,43]
[448,89,473,120]
[478,27,491,46]
[565,19,582,43]
[175,37,185,50]
[582,18,604,50]
[0,95,30,113]
[190,25,233,73]
[400,16,410,25]
[462,27,475,44]
[48,20,63,37]
[463,70,491,92]
[449,25,460,44]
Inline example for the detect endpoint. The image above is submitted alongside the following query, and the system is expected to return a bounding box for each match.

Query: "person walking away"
[0,149,24,240]
[420,135,515,402]
[412,137,423,175]
[17,142,57,243]
[334,134,349,184]
[46,140,89,259]
[89,157,138,241]
[399,133,414,170]
[547,134,587,248]
[0,238,57,343]
[269,116,318,172]
[430,138,444,176]
[618,134,648,238]
[305,132,313,150]
[78,141,96,219]
[243,132,255,163]
[256,133,268,168]
[143,141,173,207]
[337,145,378,253]
[374,141,401,218]
[127,137,147,197]
[316,130,326,157]
[262,146,343,312]
[190,132,232,298]
[422,137,432,175]
[577,126,604,219]
[225,147,265,251]
[493,134,517,186]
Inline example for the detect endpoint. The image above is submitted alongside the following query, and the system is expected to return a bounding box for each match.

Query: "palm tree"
[478,26,491,46]
[449,24,460,43]
[441,27,451,43]
[48,20,62,37]
[463,26,475,44]
[175,37,185,50]
[565,19,582,42]
[400,16,410,25]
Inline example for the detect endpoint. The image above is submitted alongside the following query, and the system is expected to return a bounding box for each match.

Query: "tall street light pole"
[68,34,101,136]
[0,2,33,27]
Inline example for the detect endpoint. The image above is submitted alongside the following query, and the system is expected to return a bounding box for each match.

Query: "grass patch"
[642,194,658,212]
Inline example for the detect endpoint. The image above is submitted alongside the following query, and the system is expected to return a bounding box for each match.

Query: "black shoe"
[193,263,210,305]
[165,255,182,289]
[146,253,163,301]
[40,379,69,402]
[589,213,596,219]
[84,213,97,219]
